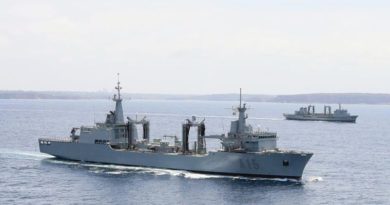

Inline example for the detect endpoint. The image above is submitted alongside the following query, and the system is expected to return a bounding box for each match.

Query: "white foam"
[305,176,324,182]
[182,172,226,179]
[45,159,80,166]
[105,171,128,175]
[0,149,53,160]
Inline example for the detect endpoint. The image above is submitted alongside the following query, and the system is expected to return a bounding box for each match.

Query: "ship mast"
[115,73,122,100]
[237,88,247,134]
[239,88,242,108]
[113,73,124,124]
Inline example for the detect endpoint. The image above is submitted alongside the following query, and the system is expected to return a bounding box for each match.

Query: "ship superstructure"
[284,105,358,123]
[39,77,312,179]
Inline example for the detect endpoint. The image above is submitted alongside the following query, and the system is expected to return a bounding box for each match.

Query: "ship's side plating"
[39,140,311,179]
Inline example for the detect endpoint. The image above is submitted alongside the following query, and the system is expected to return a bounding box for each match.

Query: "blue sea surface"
[0,99,389,204]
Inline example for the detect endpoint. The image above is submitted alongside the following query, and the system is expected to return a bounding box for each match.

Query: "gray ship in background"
[39,76,312,179]
[284,105,358,123]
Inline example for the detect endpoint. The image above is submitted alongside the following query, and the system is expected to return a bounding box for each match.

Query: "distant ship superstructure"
[284,105,358,123]
[39,77,312,179]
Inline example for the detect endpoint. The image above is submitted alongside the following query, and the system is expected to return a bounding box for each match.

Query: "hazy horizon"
[1,1,390,95]
[1,89,390,96]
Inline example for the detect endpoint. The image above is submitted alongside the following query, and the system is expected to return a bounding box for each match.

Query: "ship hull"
[39,140,312,179]
[284,114,358,123]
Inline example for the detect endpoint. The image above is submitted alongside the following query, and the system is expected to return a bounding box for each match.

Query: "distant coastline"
[1,90,390,104]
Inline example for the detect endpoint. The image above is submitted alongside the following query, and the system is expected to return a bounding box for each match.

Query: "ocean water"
[0,99,389,204]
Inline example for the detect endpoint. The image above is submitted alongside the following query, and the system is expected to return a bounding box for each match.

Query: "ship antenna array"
[115,73,122,100]
[239,88,242,108]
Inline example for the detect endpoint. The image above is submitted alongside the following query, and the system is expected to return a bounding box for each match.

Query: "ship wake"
[0,148,53,161]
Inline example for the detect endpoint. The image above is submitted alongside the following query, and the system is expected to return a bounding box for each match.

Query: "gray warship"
[284,105,358,123]
[39,78,313,179]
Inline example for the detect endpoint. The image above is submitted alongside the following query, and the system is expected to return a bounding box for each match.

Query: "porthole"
[283,160,289,166]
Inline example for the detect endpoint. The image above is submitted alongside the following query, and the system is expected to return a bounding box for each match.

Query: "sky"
[0,0,390,95]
